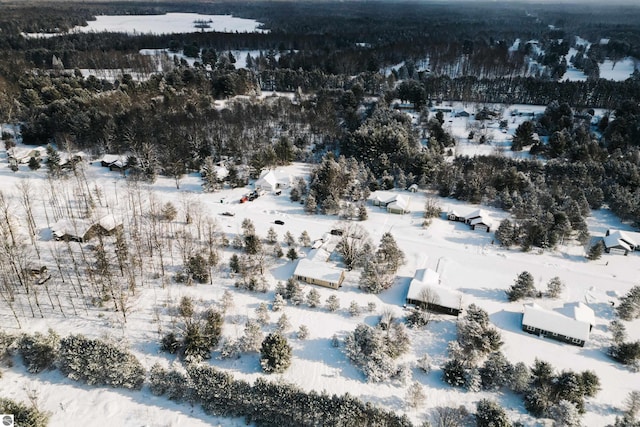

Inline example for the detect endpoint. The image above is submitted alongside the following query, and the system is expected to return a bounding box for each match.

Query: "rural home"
[446,208,493,232]
[603,229,639,255]
[521,302,595,347]
[51,214,123,243]
[405,267,463,316]
[368,191,410,214]
[254,169,292,192]
[292,258,345,289]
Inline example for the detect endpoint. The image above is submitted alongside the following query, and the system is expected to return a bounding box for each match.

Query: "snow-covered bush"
[0,397,50,427]
[58,334,145,389]
[260,332,292,374]
[18,330,59,374]
[479,352,513,390]
[475,399,511,427]
[506,271,537,301]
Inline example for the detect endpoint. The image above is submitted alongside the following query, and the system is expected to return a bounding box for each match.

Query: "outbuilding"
[405,268,463,316]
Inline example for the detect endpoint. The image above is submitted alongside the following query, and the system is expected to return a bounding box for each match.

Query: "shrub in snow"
[509,362,531,394]
[0,331,16,367]
[475,399,511,427]
[506,271,537,301]
[18,330,59,374]
[219,338,241,360]
[297,325,309,340]
[349,301,361,316]
[610,341,640,371]
[276,313,291,332]
[326,294,340,312]
[344,323,404,382]
[58,334,144,389]
[255,303,270,325]
[0,397,50,427]
[417,354,432,374]
[160,331,181,354]
[260,332,292,374]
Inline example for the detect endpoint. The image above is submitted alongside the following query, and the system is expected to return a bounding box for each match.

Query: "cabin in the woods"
[368,191,410,214]
[446,208,493,232]
[521,302,595,347]
[51,214,123,243]
[254,169,292,192]
[603,229,639,255]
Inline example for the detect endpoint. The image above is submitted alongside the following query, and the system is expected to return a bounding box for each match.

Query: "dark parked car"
[330,229,343,236]
[221,212,235,217]
[275,220,285,225]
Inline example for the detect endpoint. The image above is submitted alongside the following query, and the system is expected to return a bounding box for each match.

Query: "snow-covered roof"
[522,302,593,342]
[307,247,332,262]
[603,233,633,252]
[255,169,291,190]
[469,216,492,228]
[406,268,462,310]
[387,196,409,211]
[7,146,47,163]
[607,229,639,248]
[293,258,344,286]
[101,154,124,164]
[369,191,409,209]
[51,219,92,239]
[97,214,122,232]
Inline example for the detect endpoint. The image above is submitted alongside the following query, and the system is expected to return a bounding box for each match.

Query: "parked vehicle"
[275,220,285,225]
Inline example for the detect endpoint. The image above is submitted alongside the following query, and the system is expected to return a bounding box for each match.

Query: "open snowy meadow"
[0,115,639,426]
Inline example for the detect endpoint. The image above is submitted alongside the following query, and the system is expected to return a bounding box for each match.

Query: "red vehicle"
[240,196,248,203]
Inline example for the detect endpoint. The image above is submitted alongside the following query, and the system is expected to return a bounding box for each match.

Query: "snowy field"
[25,13,268,37]
[1,115,639,427]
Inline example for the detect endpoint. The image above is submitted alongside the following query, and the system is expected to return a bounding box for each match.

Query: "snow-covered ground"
[24,13,268,37]
[1,112,639,427]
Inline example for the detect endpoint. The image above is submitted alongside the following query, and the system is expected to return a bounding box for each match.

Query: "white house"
[603,229,639,255]
[254,169,292,192]
[292,258,345,289]
[405,267,463,316]
[446,208,493,232]
[368,191,410,214]
[521,302,595,347]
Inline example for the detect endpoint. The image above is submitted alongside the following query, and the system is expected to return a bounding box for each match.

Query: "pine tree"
[617,286,640,321]
[306,288,321,308]
[28,156,41,171]
[326,294,340,312]
[276,313,291,332]
[358,204,368,221]
[284,231,296,246]
[287,247,298,261]
[260,332,292,373]
[376,232,405,273]
[546,276,565,298]
[45,144,61,177]
[496,219,516,247]
[255,303,270,325]
[299,230,311,247]
[161,202,177,222]
[241,319,263,352]
[587,240,604,260]
[304,193,317,214]
[201,157,221,192]
[297,325,309,340]
[272,294,286,311]
[266,227,278,244]
[475,399,511,427]
[480,352,513,390]
[349,301,361,317]
[506,271,536,301]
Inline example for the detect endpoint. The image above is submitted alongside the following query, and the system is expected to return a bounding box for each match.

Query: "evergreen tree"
[28,156,41,171]
[18,330,59,374]
[299,230,312,247]
[475,399,512,427]
[45,144,61,177]
[306,288,321,308]
[496,219,516,247]
[304,193,317,214]
[266,227,278,244]
[358,204,368,221]
[260,332,292,374]
[241,319,263,352]
[349,301,361,317]
[546,276,564,298]
[480,352,513,390]
[276,313,291,332]
[506,271,537,301]
[588,240,605,260]
[255,303,270,325]
[617,286,640,321]
[326,294,340,312]
[272,294,286,312]
[376,232,405,273]
[286,247,298,261]
[201,156,221,192]
[297,325,309,340]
